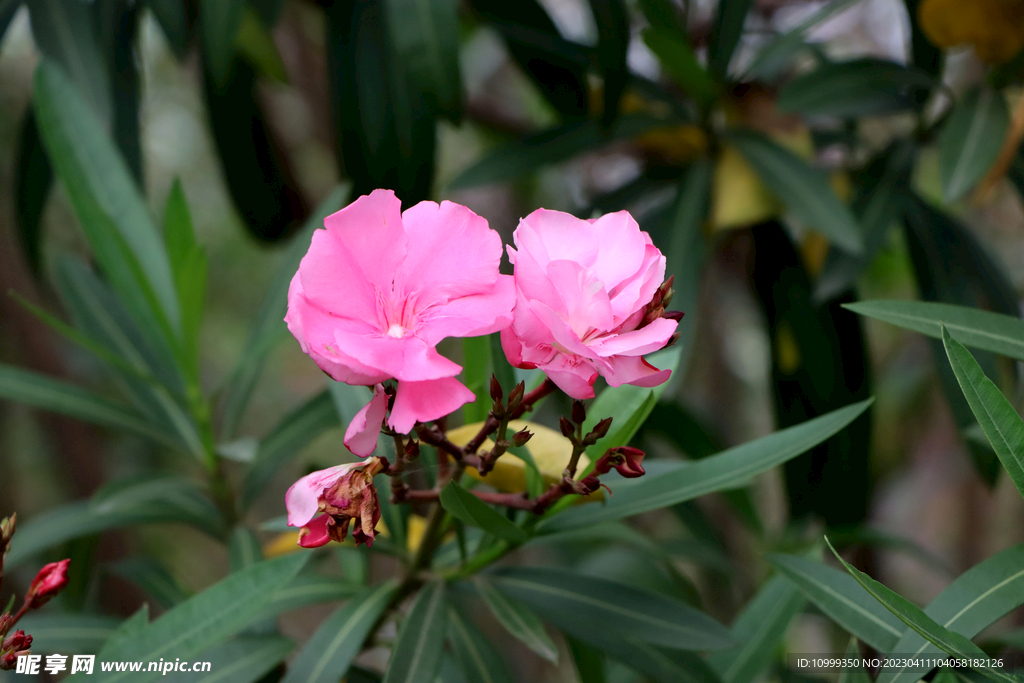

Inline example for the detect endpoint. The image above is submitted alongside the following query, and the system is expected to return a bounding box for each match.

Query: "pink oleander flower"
[285,189,515,452]
[285,458,385,548]
[24,559,69,609]
[501,209,679,398]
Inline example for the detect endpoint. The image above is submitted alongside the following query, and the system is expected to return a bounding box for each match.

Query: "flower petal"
[343,384,388,457]
[602,355,672,388]
[285,462,360,527]
[588,318,677,357]
[389,378,475,433]
[540,355,599,399]
[331,330,463,381]
[418,275,515,346]
[297,514,332,548]
[588,211,649,291]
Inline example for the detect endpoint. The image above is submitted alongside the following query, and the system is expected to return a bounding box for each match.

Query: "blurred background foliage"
[3,0,1024,681]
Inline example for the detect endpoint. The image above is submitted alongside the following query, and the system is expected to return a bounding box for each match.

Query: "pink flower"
[595,446,647,478]
[501,209,679,398]
[285,190,515,444]
[285,458,385,548]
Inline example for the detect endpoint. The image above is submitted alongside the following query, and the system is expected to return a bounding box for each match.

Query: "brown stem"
[463,379,557,457]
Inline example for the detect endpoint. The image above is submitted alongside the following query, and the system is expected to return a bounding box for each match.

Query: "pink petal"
[343,384,388,457]
[526,300,595,359]
[588,211,649,292]
[545,259,614,336]
[397,201,504,303]
[331,330,463,382]
[388,378,475,433]
[297,514,332,548]
[418,275,515,346]
[516,209,598,269]
[588,318,678,357]
[603,355,672,388]
[608,244,666,321]
[285,273,390,385]
[500,325,527,368]
[285,462,360,527]
[540,355,599,399]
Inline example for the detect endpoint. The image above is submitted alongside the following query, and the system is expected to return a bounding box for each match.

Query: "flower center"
[386,324,409,339]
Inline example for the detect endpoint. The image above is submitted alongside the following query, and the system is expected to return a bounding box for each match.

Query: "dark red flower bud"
[595,447,646,478]
[25,559,70,609]
[511,428,533,448]
[507,381,525,412]
[559,417,575,438]
[2,630,30,652]
[404,439,420,460]
[489,375,503,403]
[583,417,614,445]
[663,310,684,322]
[571,400,586,425]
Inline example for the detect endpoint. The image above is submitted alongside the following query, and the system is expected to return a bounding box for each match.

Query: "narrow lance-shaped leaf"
[92,554,310,683]
[940,87,1008,202]
[708,576,806,683]
[843,301,1024,362]
[768,553,905,652]
[447,607,516,683]
[201,0,244,86]
[383,581,449,683]
[439,481,529,543]
[826,538,1020,683]
[281,581,398,683]
[709,0,753,78]
[474,577,558,663]
[384,0,462,121]
[162,637,294,683]
[540,398,873,531]
[941,325,1024,499]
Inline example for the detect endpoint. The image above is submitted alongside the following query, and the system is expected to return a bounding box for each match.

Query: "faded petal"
[285,462,360,528]
[297,514,332,548]
[343,384,388,457]
[389,377,476,433]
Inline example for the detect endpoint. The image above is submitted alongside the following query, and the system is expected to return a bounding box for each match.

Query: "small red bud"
[511,428,533,448]
[24,559,70,609]
[489,375,503,403]
[663,310,684,322]
[507,381,525,411]
[571,400,586,425]
[583,417,613,445]
[559,417,575,438]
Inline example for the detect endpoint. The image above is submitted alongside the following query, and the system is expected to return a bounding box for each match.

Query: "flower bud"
[404,439,420,460]
[559,416,575,438]
[25,559,70,609]
[658,275,675,308]
[594,447,646,478]
[511,428,533,448]
[663,310,684,322]
[571,400,586,425]
[2,630,30,652]
[507,381,525,412]
[489,375,503,403]
[0,514,15,561]
[0,614,13,641]
[582,417,613,445]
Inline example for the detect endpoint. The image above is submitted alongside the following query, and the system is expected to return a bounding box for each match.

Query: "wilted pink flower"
[286,189,515,442]
[24,559,69,609]
[501,209,678,398]
[285,458,385,548]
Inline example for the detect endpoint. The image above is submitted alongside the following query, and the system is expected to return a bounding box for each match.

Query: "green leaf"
[474,577,558,663]
[448,114,675,190]
[726,129,863,254]
[577,633,724,683]
[256,573,364,620]
[446,607,516,683]
[665,157,712,379]
[220,186,349,439]
[826,539,1020,683]
[14,109,52,273]
[942,325,1024,499]
[163,179,207,375]
[27,0,112,122]
[839,639,873,683]
[589,0,630,125]
[383,581,449,683]
[777,59,932,117]
[240,389,341,510]
[16,613,120,655]
[439,481,529,543]
[568,637,607,683]
[709,0,753,77]
[491,566,734,651]
[939,88,1009,202]
[0,363,180,449]
[229,527,264,572]
[162,636,294,683]
[540,399,873,532]
[92,554,310,683]
[843,301,1024,362]
[6,475,225,568]
[108,557,190,609]
[462,336,493,424]
[281,581,398,683]
[200,0,244,86]
[148,0,190,59]
[643,28,718,106]
[33,59,181,344]
[234,6,287,83]
[384,0,461,121]
[744,0,864,79]
[708,576,806,683]
[768,553,905,652]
